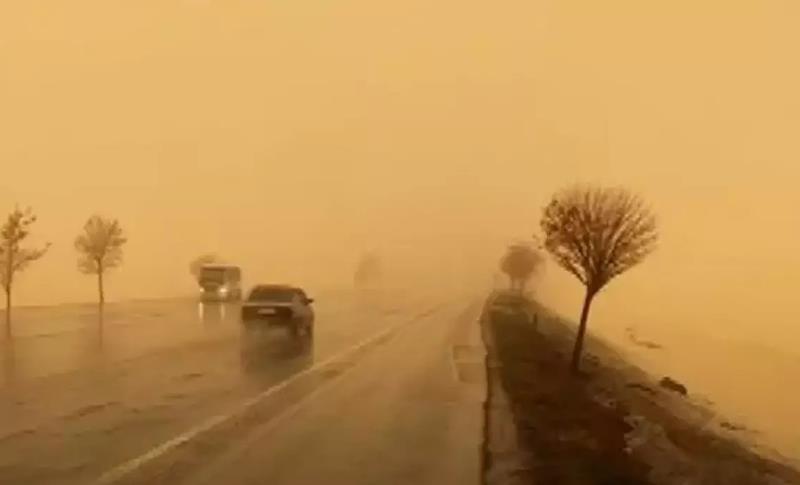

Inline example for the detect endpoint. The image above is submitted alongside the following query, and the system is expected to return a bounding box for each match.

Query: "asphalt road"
[0,288,486,485]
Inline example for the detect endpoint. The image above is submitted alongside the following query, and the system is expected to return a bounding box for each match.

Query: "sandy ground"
[481,291,800,485]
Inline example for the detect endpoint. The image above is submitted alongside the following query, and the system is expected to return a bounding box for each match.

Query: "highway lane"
[114,297,487,485]
[0,288,445,485]
[1,288,375,385]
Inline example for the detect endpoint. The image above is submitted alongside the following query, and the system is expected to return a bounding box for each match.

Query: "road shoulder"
[480,291,800,485]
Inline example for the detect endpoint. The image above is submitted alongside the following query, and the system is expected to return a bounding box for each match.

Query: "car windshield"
[248,287,295,302]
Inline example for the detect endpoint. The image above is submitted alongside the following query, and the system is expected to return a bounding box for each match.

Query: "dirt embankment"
[481,293,800,485]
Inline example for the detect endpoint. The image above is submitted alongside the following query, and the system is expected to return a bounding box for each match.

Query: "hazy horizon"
[2,0,800,354]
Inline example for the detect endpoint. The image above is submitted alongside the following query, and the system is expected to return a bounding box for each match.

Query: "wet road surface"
[127,298,486,485]
[0,289,485,485]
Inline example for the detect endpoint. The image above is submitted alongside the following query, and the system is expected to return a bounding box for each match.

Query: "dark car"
[240,285,315,337]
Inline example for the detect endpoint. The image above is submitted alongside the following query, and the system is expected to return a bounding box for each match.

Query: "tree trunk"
[570,289,595,374]
[4,287,11,338]
[98,269,105,309]
[4,242,13,338]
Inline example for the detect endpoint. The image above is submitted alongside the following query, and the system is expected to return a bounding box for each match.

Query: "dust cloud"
[2,0,799,358]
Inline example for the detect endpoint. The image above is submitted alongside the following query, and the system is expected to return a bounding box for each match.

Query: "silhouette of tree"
[540,185,658,373]
[0,207,50,336]
[190,254,220,280]
[354,252,382,288]
[500,243,543,293]
[75,215,127,308]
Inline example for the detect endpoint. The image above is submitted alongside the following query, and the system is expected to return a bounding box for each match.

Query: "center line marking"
[94,307,442,485]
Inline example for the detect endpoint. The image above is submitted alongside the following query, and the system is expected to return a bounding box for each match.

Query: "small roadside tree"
[0,207,50,335]
[75,215,127,308]
[540,185,658,373]
[499,243,543,293]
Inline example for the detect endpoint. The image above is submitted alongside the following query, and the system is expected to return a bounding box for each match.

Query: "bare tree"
[540,186,658,373]
[190,253,220,281]
[75,215,127,308]
[0,207,50,335]
[499,243,543,293]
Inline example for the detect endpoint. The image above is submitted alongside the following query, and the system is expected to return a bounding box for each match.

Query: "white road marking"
[93,311,431,485]
[449,346,462,382]
[187,300,472,485]
[188,348,377,485]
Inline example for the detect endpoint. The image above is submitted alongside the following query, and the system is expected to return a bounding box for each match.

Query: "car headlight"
[218,287,229,294]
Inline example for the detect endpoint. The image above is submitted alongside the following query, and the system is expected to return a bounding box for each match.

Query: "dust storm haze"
[2,0,800,355]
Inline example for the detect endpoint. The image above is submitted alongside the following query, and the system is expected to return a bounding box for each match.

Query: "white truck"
[198,264,243,301]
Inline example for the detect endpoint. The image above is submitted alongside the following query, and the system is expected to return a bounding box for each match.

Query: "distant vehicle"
[198,264,243,301]
[241,285,315,337]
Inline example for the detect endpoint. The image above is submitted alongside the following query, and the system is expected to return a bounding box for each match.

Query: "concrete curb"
[479,296,529,485]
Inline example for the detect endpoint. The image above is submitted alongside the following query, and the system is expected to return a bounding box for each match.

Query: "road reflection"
[1,300,243,386]
[239,328,314,379]
[93,310,106,356]
[1,339,16,388]
[197,301,229,324]
[1,325,105,387]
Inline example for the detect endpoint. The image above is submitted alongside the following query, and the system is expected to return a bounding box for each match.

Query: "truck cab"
[198,264,243,301]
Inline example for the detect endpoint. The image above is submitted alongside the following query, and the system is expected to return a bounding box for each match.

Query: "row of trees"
[500,185,659,374]
[1,208,127,336]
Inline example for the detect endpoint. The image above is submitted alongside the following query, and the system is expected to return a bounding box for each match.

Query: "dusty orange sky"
[2,1,799,351]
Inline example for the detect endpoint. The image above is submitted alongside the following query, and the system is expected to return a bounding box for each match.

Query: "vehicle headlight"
[218,287,229,294]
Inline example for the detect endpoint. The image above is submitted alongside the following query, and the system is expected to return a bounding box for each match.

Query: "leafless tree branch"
[74,215,127,307]
[539,185,658,372]
[541,185,657,294]
[1,206,50,332]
